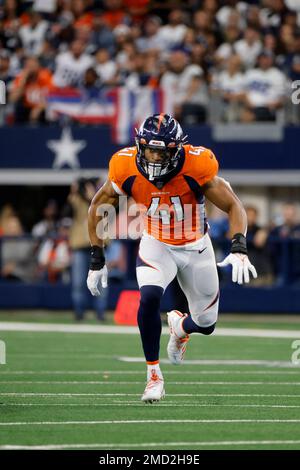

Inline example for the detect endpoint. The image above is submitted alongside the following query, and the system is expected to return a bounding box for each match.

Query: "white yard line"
[1,440,300,449]
[2,403,300,409]
[0,380,299,385]
[0,322,300,338]
[1,370,299,375]
[118,358,299,367]
[0,419,300,426]
[1,393,300,397]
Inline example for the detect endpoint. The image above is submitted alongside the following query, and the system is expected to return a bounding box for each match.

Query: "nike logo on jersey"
[198,248,207,254]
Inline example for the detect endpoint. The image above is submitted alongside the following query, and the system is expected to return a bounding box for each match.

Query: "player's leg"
[136,234,177,402]
[167,235,219,364]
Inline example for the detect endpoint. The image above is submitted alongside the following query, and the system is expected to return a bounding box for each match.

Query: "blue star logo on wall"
[47,127,86,169]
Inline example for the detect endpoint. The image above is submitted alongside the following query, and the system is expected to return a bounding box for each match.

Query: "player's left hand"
[87,266,108,296]
[217,253,257,285]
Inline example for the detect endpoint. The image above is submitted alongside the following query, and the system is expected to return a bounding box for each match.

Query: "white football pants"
[136,232,219,328]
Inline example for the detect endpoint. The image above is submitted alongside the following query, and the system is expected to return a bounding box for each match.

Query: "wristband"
[90,245,105,270]
[231,233,247,255]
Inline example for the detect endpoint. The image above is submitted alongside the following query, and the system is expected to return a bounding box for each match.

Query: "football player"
[87,113,257,403]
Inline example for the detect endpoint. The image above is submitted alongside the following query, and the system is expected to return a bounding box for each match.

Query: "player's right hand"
[87,266,108,296]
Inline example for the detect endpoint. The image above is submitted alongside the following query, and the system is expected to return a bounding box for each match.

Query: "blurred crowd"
[0,0,300,125]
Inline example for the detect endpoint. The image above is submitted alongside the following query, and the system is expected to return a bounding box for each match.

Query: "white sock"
[147,363,163,381]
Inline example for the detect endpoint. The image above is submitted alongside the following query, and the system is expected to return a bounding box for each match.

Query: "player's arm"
[87,179,120,296]
[202,176,247,238]
[203,176,257,284]
[88,179,120,247]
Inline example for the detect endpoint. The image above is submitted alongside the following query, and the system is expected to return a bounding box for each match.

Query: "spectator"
[270,203,300,239]
[32,199,58,238]
[202,0,219,17]
[245,205,273,285]
[52,39,94,87]
[1,214,37,282]
[72,0,94,31]
[182,28,196,54]
[94,48,118,85]
[136,16,163,53]
[32,0,57,15]
[159,9,188,51]
[67,177,107,321]
[0,50,13,87]
[259,0,286,33]
[1,0,22,54]
[18,10,49,56]
[241,50,287,122]
[38,40,57,72]
[216,0,246,30]
[269,203,300,283]
[125,52,158,89]
[90,13,116,56]
[115,39,136,71]
[280,31,300,81]
[178,68,208,124]
[212,53,245,122]
[10,56,53,123]
[285,0,300,15]
[193,9,212,38]
[123,0,150,24]
[0,204,17,236]
[214,24,241,65]
[263,33,278,56]
[37,218,71,283]
[234,26,262,69]
[81,67,101,95]
[246,5,262,30]
[160,49,206,121]
[102,0,128,29]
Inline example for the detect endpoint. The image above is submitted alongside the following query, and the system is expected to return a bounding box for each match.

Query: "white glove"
[217,253,257,285]
[87,266,108,296]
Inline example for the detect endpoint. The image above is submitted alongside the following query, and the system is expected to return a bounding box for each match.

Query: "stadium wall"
[0,282,299,314]
[0,125,299,181]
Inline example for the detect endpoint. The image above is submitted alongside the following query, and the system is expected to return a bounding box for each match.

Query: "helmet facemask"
[136,140,182,181]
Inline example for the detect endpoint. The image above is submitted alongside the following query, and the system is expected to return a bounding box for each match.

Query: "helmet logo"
[148,140,166,147]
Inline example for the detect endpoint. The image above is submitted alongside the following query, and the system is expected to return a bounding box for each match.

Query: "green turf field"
[0,313,300,450]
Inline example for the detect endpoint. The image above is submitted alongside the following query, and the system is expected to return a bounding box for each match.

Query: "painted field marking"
[1,440,300,449]
[1,392,300,397]
[0,322,300,338]
[1,380,300,385]
[1,419,300,426]
[119,358,300,367]
[0,440,300,450]
[1,370,300,375]
[2,403,300,409]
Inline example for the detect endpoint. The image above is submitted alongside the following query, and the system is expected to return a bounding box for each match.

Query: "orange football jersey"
[108,144,219,245]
